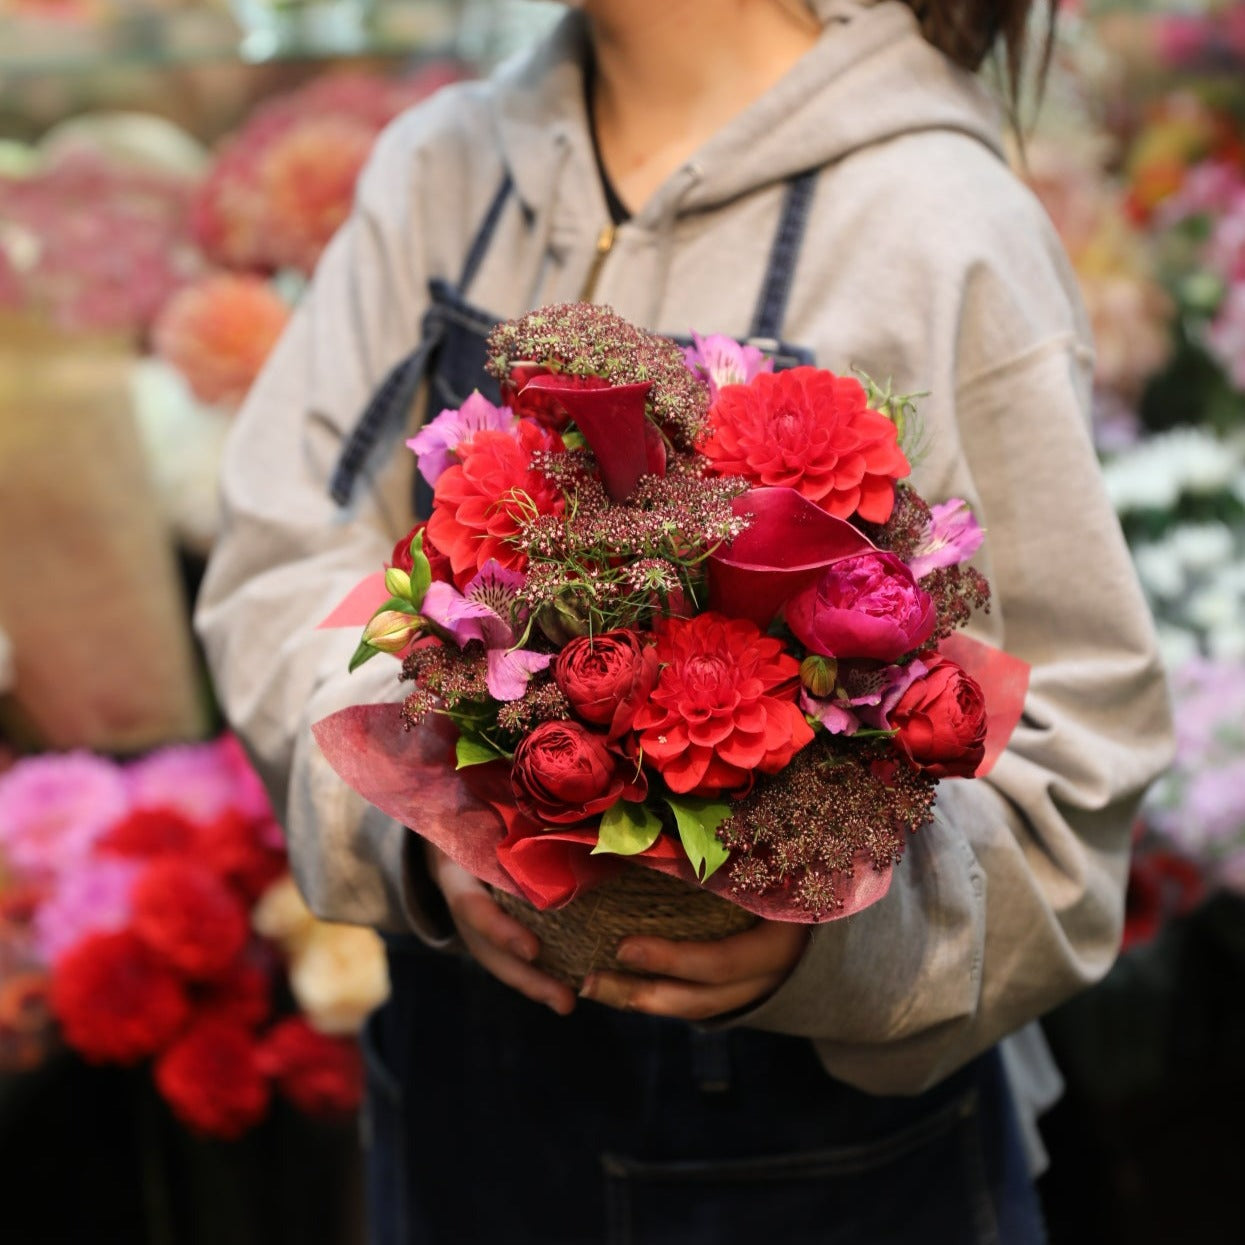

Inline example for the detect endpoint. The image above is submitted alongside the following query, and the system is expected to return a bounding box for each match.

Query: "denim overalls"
[333,173,1048,1245]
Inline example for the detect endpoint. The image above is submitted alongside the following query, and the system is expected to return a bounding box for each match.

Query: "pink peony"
[0,753,130,880]
[786,551,936,662]
[153,273,289,407]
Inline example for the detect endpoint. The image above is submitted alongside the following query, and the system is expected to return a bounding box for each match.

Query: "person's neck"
[585,0,821,213]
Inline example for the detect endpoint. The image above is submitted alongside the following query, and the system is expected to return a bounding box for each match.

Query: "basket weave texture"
[492,867,757,988]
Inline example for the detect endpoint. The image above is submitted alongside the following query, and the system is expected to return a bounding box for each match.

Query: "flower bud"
[384,567,413,601]
[800,655,838,699]
[362,610,421,654]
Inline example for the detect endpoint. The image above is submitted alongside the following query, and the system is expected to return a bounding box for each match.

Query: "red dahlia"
[426,421,565,589]
[699,367,908,522]
[132,859,250,980]
[258,1017,364,1118]
[51,930,191,1064]
[632,613,813,796]
[154,1018,270,1139]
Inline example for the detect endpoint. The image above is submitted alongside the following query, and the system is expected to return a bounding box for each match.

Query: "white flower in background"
[1168,521,1235,572]
[1155,623,1201,671]
[1103,427,1242,513]
[128,358,232,556]
[1208,624,1245,663]
[1102,447,1183,512]
[1132,541,1187,601]
[1186,582,1243,634]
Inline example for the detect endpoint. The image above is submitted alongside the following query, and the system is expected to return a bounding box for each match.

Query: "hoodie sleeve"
[194,116,456,940]
[726,234,1174,1095]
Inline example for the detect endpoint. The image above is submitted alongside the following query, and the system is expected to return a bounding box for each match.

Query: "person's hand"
[578,920,809,1021]
[424,843,577,1016]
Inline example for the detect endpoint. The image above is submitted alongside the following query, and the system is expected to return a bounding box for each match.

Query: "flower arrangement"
[0,735,386,1139]
[315,303,1026,973]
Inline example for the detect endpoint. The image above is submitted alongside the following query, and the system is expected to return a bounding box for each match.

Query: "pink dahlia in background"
[126,733,273,824]
[259,117,376,274]
[700,367,909,522]
[153,273,289,407]
[32,857,141,966]
[0,752,130,879]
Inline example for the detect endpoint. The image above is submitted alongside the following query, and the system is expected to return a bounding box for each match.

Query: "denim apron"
[334,174,1048,1245]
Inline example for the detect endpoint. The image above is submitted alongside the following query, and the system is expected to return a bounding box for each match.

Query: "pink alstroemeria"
[801,659,927,736]
[907,499,984,580]
[418,562,551,701]
[406,392,514,487]
[683,332,773,401]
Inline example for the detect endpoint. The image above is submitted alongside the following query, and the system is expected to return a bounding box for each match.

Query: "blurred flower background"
[0,0,1243,1242]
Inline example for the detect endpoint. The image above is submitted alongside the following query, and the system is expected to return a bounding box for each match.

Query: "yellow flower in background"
[254,875,389,1035]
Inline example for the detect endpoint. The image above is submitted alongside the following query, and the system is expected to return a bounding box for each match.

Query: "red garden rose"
[391,520,453,584]
[888,654,987,779]
[257,1017,363,1118]
[511,720,647,825]
[154,1018,270,1139]
[553,630,658,739]
[785,551,937,662]
[633,613,813,796]
[426,421,565,589]
[699,367,909,522]
[52,930,191,1064]
[131,859,251,980]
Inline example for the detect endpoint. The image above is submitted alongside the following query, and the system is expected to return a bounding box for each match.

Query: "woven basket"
[492,867,757,988]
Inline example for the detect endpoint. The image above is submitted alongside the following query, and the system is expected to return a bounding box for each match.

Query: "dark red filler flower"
[131,859,250,980]
[427,421,565,589]
[52,930,191,1064]
[258,1017,363,1118]
[888,655,987,779]
[633,613,813,797]
[511,720,646,825]
[700,368,908,522]
[155,1018,270,1139]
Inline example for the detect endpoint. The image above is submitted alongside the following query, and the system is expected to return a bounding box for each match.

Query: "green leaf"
[348,640,381,673]
[455,733,504,770]
[664,796,732,882]
[407,530,432,610]
[591,801,663,857]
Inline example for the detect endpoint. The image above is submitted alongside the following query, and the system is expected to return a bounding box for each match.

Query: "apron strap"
[457,173,514,296]
[329,327,440,507]
[748,169,820,344]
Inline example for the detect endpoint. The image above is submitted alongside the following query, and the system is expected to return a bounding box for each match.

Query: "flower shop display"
[0,733,386,1140]
[315,303,1027,984]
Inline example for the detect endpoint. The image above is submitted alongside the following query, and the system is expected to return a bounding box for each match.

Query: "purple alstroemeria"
[418,562,551,701]
[907,499,984,579]
[406,391,514,487]
[801,659,927,736]
[683,332,774,401]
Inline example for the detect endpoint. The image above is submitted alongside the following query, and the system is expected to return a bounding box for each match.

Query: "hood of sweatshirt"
[490,0,1007,238]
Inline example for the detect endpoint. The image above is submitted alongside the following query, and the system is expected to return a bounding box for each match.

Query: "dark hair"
[903,0,1057,113]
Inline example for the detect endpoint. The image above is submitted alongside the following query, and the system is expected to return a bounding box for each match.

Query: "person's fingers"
[426,846,576,1015]
[612,920,809,985]
[579,968,787,1021]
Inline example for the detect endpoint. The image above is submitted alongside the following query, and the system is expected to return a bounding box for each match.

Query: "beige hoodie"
[196,0,1173,1095]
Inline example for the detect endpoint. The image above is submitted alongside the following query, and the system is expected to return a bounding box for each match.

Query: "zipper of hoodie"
[579,224,617,302]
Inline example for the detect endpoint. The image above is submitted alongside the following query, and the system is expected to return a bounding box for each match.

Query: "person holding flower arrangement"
[197,0,1174,1241]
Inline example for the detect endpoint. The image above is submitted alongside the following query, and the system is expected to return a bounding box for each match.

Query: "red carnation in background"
[258,1017,364,1118]
[131,859,250,980]
[155,1019,270,1139]
[194,809,286,904]
[197,961,273,1029]
[427,421,565,589]
[99,807,199,858]
[699,368,908,522]
[633,613,813,796]
[52,931,191,1064]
